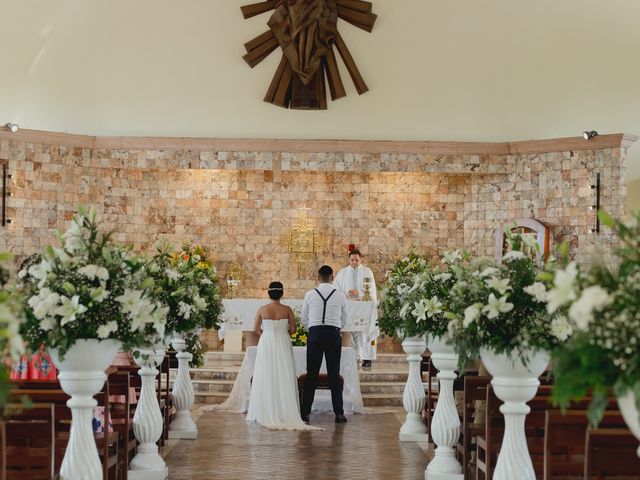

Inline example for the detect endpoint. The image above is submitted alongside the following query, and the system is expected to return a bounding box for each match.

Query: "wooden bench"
[457,375,491,479]
[2,403,55,480]
[297,373,345,408]
[585,427,640,478]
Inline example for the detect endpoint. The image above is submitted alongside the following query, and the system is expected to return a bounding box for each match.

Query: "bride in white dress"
[246,281,322,431]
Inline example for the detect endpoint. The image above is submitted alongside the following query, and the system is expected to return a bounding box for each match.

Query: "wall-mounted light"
[2,164,11,226]
[3,123,19,134]
[588,173,601,234]
[583,130,598,140]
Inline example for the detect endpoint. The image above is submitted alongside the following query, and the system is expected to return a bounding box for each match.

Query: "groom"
[300,265,349,424]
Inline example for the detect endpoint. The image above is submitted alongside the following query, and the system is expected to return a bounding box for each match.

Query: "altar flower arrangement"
[378,248,430,339]
[0,254,27,409]
[290,308,307,347]
[151,240,222,335]
[19,207,168,358]
[177,243,223,331]
[446,233,559,367]
[550,210,640,427]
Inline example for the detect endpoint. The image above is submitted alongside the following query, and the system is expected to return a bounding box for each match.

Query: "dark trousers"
[301,326,343,416]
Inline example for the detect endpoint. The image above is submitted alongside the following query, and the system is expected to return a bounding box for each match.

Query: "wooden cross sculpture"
[241,0,377,110]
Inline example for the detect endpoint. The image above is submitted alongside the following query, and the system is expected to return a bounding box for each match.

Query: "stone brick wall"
[0,136,630,302]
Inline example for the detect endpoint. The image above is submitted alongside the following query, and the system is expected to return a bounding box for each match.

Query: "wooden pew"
[2,403,55,480]
[10,379,119,479]
[109,371,136,479]
[476,384,553,479]
[585,427,640,478]
[457,375,491,479]
[543,407,624,479]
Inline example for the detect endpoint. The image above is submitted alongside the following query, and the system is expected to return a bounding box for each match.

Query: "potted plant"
[19,207,167,479]
[446,233,559,480]
[550,210,640,457]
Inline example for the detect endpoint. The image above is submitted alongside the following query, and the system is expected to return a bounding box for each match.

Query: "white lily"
[442,250,462,265]
[546,262,579,313]
[97,321,119,339]
[463,303,482,327]
[434,272,452,282]
[28,288,61,320]
[178,301,192,320]
[524,282,547,303]
[568,285,612,330]
[28,260,52,288]
[482,293,514,319]
[115,289,145,313]
[478,267,500,278]
[485,277,512,295]
[166,269,180,282]
[502,250,526,262]
[79,264,109,282]
[193,294,208,311]
[56,295,88,326]
[550,315,573,341]
[424,296,444,317]
[411,300,429,323]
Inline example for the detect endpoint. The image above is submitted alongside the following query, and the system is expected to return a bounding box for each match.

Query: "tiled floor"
[163,408,431,479]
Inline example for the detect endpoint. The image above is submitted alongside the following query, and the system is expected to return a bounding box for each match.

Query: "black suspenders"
[314,288,337,324]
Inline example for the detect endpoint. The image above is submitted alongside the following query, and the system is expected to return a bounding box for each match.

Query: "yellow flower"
[300,335,307,343]
[196,261,210,270]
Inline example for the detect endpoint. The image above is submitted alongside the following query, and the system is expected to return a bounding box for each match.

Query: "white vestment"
[334,265,379,361]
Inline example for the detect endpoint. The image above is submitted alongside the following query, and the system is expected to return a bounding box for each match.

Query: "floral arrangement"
[378,248,430,338]
[178,243,223,331]
[550,210,640,425]
[0,254,27,409]
[150,240,222,335]
[397,250,463,340]
[19,207,168,358]
[447,233,560,367]
[290,308,307,347]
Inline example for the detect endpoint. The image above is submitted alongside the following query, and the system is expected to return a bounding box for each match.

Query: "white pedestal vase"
[480,348,549,480]
[399,335,429,442]
[617,391,640,458]
[168,332,197,439]
[49,339,121,480]
[129,346,168,480]
[425,335,463,480]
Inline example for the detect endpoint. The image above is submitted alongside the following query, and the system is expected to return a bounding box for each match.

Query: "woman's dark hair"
[267,281,284,300]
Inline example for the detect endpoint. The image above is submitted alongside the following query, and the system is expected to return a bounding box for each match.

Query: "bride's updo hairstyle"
[267,281,284,300]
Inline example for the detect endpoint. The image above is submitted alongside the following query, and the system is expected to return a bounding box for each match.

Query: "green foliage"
[550,210,640,426]
[150,240,223,335]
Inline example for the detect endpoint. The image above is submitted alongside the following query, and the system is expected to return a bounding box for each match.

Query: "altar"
[219,299,377,352]
[210,346,364,414]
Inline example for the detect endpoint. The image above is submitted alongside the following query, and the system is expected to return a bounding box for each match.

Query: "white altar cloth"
[218,299,376,340]
[208,346,364,414]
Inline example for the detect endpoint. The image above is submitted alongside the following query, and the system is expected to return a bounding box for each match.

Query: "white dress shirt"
[301,283,348,330]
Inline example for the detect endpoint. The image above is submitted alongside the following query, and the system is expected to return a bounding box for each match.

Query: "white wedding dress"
[246,319,322,431]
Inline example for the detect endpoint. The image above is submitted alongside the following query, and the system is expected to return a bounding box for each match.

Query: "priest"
[334,248,379,369]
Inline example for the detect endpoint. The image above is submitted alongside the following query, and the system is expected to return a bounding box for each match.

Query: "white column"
[425,346,463,480]
[399,335,428,442]
[480,349,549,480]
[129,347,168,480]
[49,339,121,480]
[168,334,198,439]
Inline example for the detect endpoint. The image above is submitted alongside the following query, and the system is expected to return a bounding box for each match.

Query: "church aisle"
[163,408,430,479]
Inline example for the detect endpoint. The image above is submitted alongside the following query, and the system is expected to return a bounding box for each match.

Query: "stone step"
[194,392,229,405]
[362,393,404,407]
[193,392,404,407]
[360,382,405,395]
[371,353,409,364]
[191,379,235,393]
[358,371,408,383]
